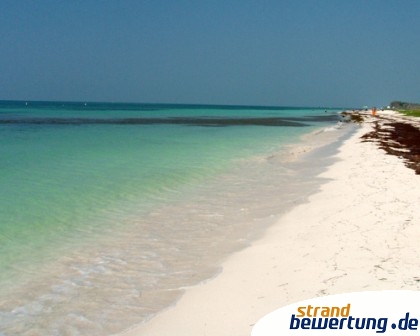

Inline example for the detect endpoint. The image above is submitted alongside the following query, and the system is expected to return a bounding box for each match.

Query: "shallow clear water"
[0,101,345,335]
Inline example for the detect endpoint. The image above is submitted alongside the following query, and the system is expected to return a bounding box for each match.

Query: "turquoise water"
[0,101,342,335]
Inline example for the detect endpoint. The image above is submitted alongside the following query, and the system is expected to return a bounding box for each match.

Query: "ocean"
[0,101,350,335]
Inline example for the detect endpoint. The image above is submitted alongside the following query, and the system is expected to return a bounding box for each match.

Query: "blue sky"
[1,0,419,107]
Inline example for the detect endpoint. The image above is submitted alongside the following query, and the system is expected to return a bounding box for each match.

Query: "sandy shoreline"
[120,110,420,336]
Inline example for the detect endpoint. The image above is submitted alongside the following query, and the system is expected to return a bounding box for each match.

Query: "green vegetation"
[390,101,420,117]
[396,109,420,117]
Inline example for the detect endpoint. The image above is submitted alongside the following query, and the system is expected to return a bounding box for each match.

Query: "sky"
[0,0,419,108]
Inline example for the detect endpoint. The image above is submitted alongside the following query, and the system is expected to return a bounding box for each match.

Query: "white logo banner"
[252,291,420,335]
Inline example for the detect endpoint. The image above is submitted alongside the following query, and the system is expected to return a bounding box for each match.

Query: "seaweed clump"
[361,121,420,174]
[341,111,364,123]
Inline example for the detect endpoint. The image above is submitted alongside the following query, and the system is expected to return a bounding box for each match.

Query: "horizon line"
[0,99,350,110]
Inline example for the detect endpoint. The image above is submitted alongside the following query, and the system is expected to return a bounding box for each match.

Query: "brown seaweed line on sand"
[361,119,420,175]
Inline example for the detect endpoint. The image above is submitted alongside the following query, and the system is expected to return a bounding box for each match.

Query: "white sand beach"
[121,110,420,336]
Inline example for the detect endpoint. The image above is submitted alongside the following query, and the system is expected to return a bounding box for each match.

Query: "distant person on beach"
[372,107,377,116]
